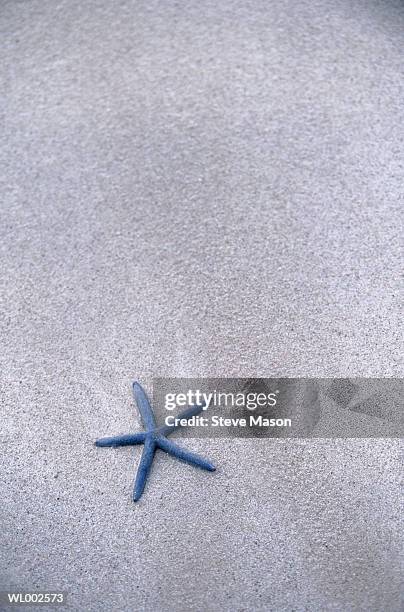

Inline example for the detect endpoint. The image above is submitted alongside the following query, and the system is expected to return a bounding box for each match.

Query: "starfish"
[95,381,216,501]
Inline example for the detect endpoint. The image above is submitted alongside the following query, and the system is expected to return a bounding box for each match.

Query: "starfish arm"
[156,437,216,472]
[157,403,206,437]
[132,381,156,430]
[133,437,156,501]
[95,433,146,447]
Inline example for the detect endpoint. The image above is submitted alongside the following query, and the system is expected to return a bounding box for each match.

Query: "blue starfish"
[95,381,216,501]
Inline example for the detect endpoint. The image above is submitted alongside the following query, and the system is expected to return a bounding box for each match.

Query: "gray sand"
[1,0,403,610]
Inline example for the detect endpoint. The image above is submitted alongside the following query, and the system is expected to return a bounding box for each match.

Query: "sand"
[1,0,403,610]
